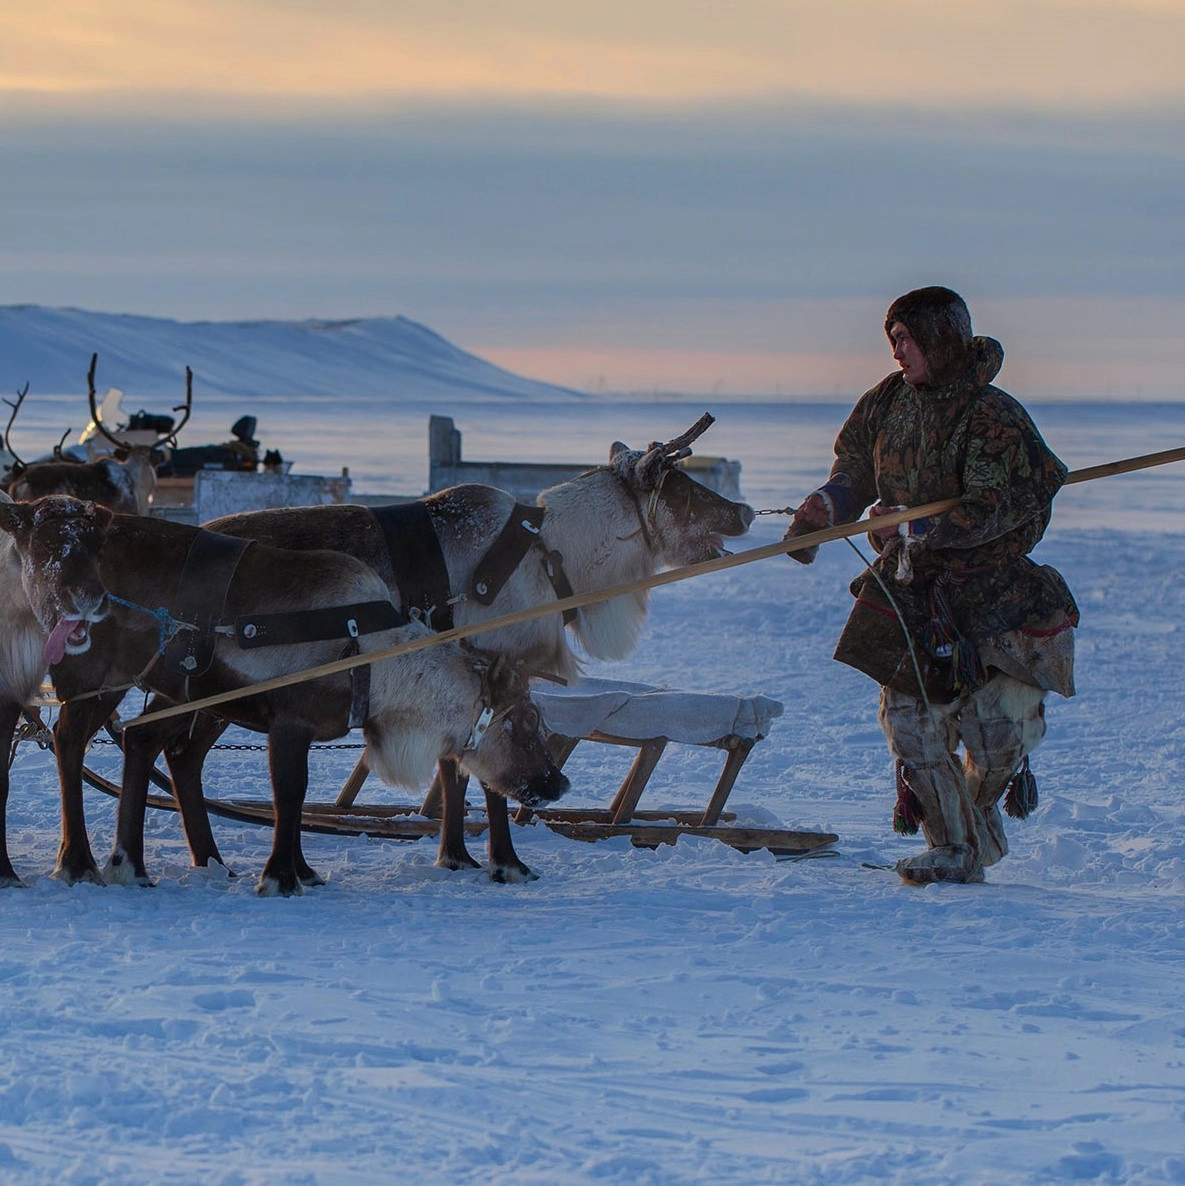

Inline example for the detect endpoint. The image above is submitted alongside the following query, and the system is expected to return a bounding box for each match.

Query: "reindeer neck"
[536,469,652,580]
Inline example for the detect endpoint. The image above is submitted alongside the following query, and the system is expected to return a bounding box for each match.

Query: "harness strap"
[539,546,576,625]
[162,532,254,677]
[233,599,405,649]
[472,504,545,605]
[618,474,655,549]
[344,640,371,730]
[370,502,455,632]
[471,504,578,626]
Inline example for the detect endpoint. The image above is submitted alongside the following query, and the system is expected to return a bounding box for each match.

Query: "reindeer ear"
[0,500,30,538]
[610,443,657,489]
[633,445,667,491]
[487,654,515,697]
[89,503,115,531]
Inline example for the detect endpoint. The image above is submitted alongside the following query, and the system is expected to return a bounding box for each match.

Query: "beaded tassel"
[893,759,923,835]
[1004,756,1039,819]
[924,580,985,691]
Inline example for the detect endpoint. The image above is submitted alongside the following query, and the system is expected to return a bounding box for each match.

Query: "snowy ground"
[1,397,1184,1185]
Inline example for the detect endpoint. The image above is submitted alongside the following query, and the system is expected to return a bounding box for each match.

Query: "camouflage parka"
[821,337,1079,701]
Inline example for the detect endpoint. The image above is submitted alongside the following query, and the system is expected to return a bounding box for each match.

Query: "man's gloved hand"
[783,492,833,565]
[869,507,940,584]
[867,501,906,542]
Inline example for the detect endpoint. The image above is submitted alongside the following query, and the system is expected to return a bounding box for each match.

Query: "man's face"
[889,321,929,386]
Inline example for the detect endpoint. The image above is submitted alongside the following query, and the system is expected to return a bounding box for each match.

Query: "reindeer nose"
[88,591,111,621]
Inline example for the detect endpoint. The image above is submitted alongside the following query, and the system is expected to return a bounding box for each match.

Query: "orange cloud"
[3,1,1183,108]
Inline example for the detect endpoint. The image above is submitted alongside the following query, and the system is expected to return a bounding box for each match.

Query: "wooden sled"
[330,679,838,857]
[78,679,838,858]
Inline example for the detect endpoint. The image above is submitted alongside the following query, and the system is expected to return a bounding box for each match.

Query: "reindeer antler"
[633,412,717,485]
[2,382,30,474]
[661,412,715,457]
[87,353,193,449]
[168,366,193,443]
[86,353,126,450]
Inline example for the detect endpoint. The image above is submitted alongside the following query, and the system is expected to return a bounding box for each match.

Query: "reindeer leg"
[53,693,122,885]
[420,769,444,818]
[292,829,325,888]
[260,719,315,897]
[0,699,25,887]
[104,711,174,887]
[161,711,231,870]
[434,757,480,871]
[484,786,538,884]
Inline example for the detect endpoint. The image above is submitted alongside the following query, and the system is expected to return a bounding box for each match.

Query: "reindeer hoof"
[436,852,482,873]
[298,868,326,888]
[104,850,154,887]
[257,872,304,897]
[490,862,540,884]
[0,871,27,889]
[52,863,106,887]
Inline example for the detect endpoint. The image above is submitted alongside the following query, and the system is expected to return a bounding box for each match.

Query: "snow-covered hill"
[0,305,585,402]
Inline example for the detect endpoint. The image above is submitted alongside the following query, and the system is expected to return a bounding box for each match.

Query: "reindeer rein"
[107,594,196,654]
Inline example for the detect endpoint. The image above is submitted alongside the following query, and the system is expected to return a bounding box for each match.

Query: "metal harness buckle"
[466,705,495,751]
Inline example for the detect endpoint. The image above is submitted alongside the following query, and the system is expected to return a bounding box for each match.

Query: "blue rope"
[107,593,191,654]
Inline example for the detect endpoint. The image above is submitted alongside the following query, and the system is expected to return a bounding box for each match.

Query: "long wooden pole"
[123,444,1185,728]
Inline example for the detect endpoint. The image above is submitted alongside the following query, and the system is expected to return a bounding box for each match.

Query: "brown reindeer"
[0,495,569,895]
[122,416,754,884]
[2,355,191,515]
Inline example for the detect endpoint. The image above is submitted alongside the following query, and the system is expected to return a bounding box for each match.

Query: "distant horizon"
[2,301,1177,405]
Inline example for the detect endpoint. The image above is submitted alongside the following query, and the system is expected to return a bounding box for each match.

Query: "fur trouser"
[879,674,1047,867]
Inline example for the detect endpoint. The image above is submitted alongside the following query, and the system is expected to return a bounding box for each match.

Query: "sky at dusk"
[2,1,1184,397]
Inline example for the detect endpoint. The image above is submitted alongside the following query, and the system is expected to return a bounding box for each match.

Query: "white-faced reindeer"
[135,414,753,884]
[0,495,569,895]
[0,491,113,885]
[2,355,191,515]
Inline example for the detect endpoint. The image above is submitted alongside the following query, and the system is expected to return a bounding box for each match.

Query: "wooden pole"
[122,445,1185,728]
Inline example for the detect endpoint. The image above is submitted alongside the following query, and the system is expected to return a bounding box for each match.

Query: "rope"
[107,593,194,653]
[842,536,969,794]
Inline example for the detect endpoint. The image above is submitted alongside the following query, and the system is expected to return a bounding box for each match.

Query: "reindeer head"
[456,650,570,809]
[0,495,113,664]
[608,414,755,566]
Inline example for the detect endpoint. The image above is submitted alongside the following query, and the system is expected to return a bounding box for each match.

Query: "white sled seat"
[526,677,784,828]
[531,677,781,745]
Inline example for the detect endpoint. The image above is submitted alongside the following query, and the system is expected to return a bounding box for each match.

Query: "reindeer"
[0,360,191,885]
[126,415,753,884]
[0,495,569,895]
[2,355,190,515]
[0,491,113,885]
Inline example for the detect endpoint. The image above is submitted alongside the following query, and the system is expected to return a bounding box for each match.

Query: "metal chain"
[84,736,365,752]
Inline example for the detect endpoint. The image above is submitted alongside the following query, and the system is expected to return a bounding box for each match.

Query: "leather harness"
[371,500,577,628]
[370,502,456,631]
[155,497,580,728]
[162,531,255,678]
[160,530,407,729]
[470,504,576,623]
